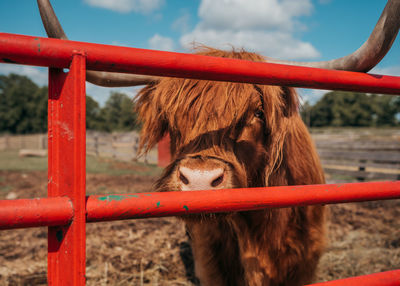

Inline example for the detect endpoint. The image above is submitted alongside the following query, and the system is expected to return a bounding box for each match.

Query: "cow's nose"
[178,166,225,191]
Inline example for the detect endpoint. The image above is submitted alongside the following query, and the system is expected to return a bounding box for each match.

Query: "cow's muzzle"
[176,156,234,191]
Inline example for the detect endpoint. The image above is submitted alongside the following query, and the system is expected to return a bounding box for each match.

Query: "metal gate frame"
[0,33,399,285]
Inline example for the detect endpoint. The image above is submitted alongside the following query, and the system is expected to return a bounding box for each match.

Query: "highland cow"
[135,48,326,285]
[37,0,400,284]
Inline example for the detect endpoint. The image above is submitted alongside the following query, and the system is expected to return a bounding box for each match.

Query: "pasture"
[0,128,399,285]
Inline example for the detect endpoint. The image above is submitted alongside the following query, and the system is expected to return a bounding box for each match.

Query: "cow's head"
[136,48,299,192]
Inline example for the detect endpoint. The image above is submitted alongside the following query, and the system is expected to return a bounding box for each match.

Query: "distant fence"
[312,130,400,182]
[0,130,399,180]
[0,131,157,165]
[0,133,47,150]
[86,131,157,164]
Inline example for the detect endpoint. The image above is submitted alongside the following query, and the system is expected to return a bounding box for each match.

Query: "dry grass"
[315,200,400,282]
[0,127,399,284]
[0,151,162,177]
[0,170,399,285]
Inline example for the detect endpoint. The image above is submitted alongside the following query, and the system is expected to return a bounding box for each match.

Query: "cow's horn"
[37,0,159,87]
[38,0,400,87]
[266,0,400,72]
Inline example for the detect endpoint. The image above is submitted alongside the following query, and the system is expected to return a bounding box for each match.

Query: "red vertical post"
[158,134,171,167]
[47,53,86,285]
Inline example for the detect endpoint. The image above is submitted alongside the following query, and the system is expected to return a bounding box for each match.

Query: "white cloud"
[298,88,329,105]
[181,29,319,60]
[86,83,138,106]
[370,65,400,76]
[172,10,191,33]
[198,0,312,31]
[0,64,48,86]
[180,0,319,60]
[84,0,164,14]
[148,34,175,51]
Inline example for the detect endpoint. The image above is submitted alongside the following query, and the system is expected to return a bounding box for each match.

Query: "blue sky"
[1,0,399,105]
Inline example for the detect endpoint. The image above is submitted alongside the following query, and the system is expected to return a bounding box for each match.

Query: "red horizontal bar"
[86,181,400,222]
[308,269,400,286]
[0,181,399,229]
[0,197,72,229]
[0,33,400,95]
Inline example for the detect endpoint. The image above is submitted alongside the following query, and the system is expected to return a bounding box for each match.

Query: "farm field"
[0,128,399,285]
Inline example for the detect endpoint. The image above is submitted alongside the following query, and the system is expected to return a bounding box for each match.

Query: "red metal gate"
[0,33,399,285]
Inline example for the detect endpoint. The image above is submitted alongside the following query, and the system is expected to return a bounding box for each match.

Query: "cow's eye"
[254,110,264,119]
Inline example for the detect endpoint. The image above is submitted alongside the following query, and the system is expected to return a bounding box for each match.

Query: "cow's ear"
[135,84,169,154]
[281,87,299,117]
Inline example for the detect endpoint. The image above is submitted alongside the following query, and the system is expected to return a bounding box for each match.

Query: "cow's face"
[159,81,268,192]
[136,49,298,192]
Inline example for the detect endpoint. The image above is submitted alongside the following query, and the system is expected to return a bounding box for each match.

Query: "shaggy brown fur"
[136,48,326,286]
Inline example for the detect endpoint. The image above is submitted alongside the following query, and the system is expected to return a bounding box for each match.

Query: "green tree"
[308,92,335,127]
[311,91,388,127]
[101,92,137,131]
[370,94,400,126]
[300,100,312,127]
[30,86,48,133]
[308,91,399,127]
[86,95,104,130]
[0,74,47,134]
[0,74,142,134]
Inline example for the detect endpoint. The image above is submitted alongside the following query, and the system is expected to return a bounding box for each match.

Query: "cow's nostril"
[211,174,224,187]
[179,172,189,185]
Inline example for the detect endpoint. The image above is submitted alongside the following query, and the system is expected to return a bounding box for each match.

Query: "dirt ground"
[0,170,399,285]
